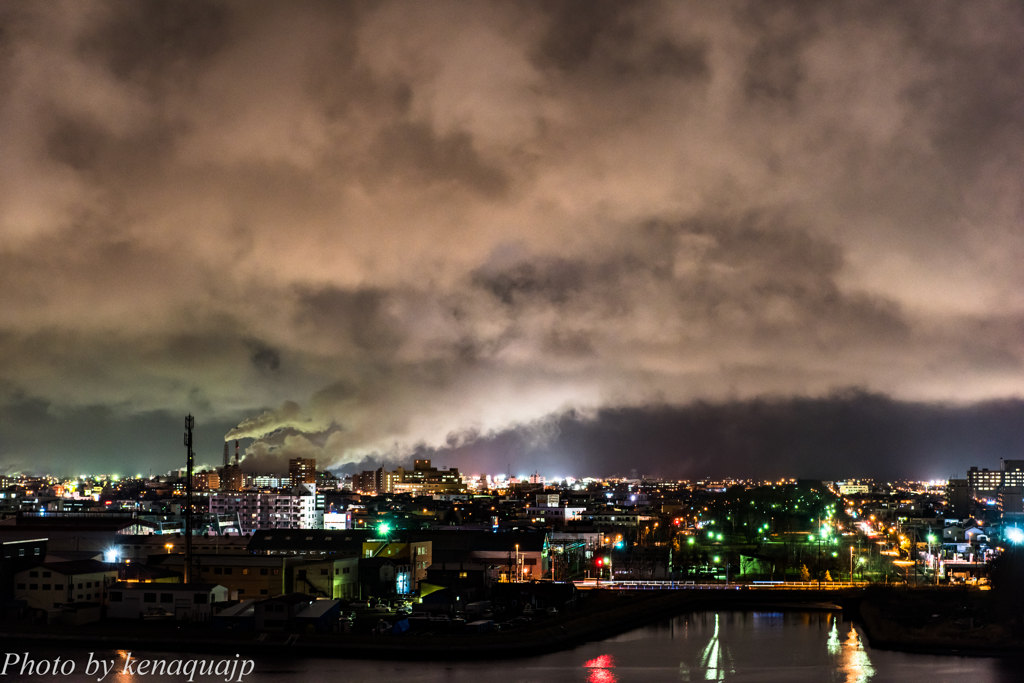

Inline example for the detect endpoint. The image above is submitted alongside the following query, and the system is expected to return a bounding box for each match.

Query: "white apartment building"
[524,506,586,522]
[210,491,318,533]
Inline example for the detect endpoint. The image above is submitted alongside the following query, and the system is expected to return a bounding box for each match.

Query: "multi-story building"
[219,464,244,492]
[968,467,1002,496]
[248,474,286,489]
[1001,460,1024,488]
[193,471,220,491]
[289,458,317,487]
[945,479,970,517]
[585,512,642,527]
[351,468,388,495]
[360,539,433,591]
[524,505,586,523]
[998,488,1024,524]
[14,559,118,610]
[966,461,1024,500]
[209,491,317,533]
[389,460,464,495]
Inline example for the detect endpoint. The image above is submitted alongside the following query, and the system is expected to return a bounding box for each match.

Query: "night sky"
[1,1,1023,480]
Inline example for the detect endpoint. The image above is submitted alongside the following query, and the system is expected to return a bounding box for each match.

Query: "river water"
[3,611,1015,683]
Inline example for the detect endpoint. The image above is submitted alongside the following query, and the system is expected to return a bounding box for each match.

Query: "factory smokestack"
[234,440,240,465]
[223,442,229,467]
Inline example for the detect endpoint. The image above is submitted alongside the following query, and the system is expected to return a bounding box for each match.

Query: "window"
[78,583,83,589]
[458,572,467,579]
[143,593,156,603]
[260,589,268,595]
[242,569,249,575]
[260,568,268,576]
[86,582,92,588]
[29,584,38,590]
[160,594,172,603]
[224,568,233,575]
[42,584,51,590]
[335,569,339,575]
[19,549,24,557]
[273,569,280,576]
[42,571,51,578]
[110,592,122,602]
[194,593,208,604]
[238,588,245,595]
[16,583,25,590]
[214,567,222,575]
[342,567,350,575]
[320,569,328,575]
[29,571,38,578]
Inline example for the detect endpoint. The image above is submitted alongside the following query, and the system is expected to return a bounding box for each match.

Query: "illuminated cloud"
[0,1,1022,476]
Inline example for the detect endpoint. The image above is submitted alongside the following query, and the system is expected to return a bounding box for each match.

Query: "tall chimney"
[223,442,229,467]
[234,440,240,465]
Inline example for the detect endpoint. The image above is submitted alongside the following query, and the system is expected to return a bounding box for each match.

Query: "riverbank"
[1,589,847,661]
[853,586,1024,657]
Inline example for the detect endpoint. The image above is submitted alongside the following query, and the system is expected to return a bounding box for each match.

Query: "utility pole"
[184,415,195,584]
[816,514,821,589]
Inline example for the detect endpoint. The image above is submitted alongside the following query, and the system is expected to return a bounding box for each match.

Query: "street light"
[926,534,938,584]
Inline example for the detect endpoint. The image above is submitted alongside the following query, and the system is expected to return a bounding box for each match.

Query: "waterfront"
[4,611,1015,683]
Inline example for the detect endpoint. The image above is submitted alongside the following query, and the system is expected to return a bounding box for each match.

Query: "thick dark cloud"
[413,393,1024,482]
[0,1,1022,476]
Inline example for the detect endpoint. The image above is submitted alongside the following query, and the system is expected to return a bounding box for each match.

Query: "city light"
[1007,527,1024,545]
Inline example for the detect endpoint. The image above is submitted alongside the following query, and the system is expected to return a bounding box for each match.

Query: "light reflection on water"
[836,620,874,683]
[3,611,1014,683]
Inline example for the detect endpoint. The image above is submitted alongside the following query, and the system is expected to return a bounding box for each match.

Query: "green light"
[713,556,720,563]
[378,522,391,536]
[687,537,695,545]
[808,535,815,542]
[717,533,723,540]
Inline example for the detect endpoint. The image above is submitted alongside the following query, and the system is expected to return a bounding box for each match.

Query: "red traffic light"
[596,558,603,566]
